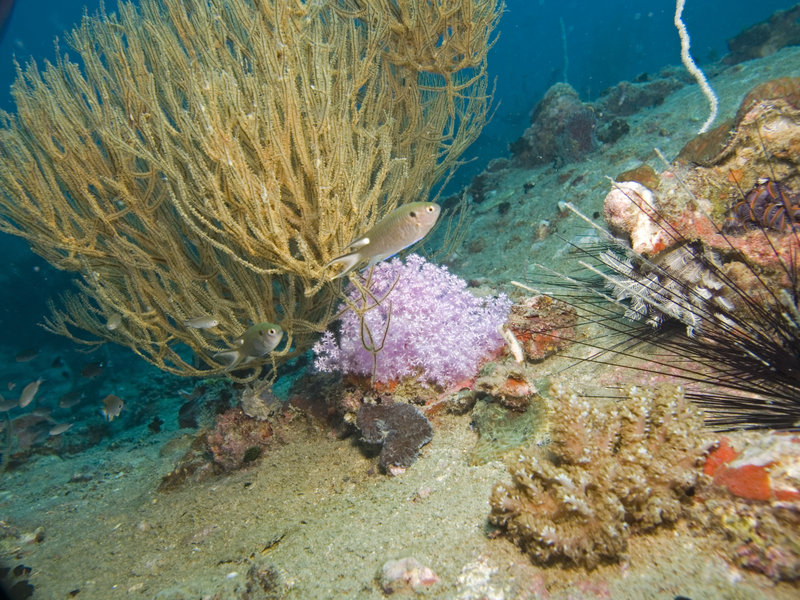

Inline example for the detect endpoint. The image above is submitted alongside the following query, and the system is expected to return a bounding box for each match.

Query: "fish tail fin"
[213,350,243,372]
[324,253,361,279]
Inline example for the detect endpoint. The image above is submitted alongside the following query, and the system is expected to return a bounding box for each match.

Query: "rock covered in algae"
[601,78,800,315]
[505,295,577,363]
[692,434,800,580]
[510,83,597,168]
[357,402,433,474]
[675,77,800,212]
[489,383,710,568]
[469,400,545,466]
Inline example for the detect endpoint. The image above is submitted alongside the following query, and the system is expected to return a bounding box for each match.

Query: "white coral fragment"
[604,181,670,255]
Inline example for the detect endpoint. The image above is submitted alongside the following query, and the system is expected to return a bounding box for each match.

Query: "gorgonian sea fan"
[313,254,512,386]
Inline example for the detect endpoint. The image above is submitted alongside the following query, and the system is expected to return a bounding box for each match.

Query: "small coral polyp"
[489,383,709,568]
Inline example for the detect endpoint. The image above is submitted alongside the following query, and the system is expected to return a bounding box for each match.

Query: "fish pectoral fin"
[213,349,243,372]
[324,252,363,279]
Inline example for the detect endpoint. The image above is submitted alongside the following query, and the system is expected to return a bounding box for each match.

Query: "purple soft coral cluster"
[313,254,511,387]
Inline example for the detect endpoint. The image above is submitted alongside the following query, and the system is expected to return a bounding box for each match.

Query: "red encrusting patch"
[713,463,773,501]
[703,436,800,502]
[704,437,738,476]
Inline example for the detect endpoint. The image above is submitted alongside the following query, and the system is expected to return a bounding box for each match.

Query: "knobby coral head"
[313,254,512,387]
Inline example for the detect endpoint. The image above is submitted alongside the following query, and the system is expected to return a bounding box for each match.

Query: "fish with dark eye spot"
[213,322,283,372]
[325,202,441,279]
[81,361,104,379]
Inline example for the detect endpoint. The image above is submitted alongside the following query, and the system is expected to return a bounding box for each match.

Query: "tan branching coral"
[0,0,501,375]
[489,383,710,568]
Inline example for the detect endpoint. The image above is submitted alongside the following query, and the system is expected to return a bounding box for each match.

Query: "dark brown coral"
[357,402,433,473]
[724,5,800,65]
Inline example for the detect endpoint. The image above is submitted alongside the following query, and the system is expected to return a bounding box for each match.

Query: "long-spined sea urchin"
[521,157,800,431]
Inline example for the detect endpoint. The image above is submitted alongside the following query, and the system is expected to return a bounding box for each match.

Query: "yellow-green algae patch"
[469,399,546,466]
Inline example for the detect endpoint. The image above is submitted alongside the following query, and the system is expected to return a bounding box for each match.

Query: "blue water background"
[0,0,795,347]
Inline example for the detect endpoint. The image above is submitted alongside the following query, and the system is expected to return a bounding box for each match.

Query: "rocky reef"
[510,83,598,168]
[724,5,800,65]
[509,72,687,169]
[489,383,710,568]
[357,402,433,475]
[505,295,576,363]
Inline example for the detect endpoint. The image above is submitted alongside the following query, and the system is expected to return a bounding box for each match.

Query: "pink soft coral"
[313,254,511,387]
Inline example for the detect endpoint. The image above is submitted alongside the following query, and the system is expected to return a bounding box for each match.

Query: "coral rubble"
[240,379,284,421]
[506,295,577,362]
[356,402,433,474]
[380,557,439,594]
[489,383,710,568]
[473,362,537,412]
[206,406,275,472]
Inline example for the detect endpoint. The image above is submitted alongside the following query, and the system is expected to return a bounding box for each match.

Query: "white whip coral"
[674,0,718,133]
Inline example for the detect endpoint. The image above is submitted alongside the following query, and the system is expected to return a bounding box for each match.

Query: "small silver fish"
[0,394,17,412]
[19,379,43,408]
[184,316,220,329]
[214,322,283,372]
[49,423,73,436]
[106,313,122,331]
[325,202,441,279]
[101,394,124,421]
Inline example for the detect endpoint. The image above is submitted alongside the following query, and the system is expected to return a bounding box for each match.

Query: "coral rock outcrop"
[510,83,597,168]
[357,402,433,474]
[489,383,710,568]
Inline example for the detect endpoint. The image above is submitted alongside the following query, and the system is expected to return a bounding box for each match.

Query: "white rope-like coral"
[674,0,718,134]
